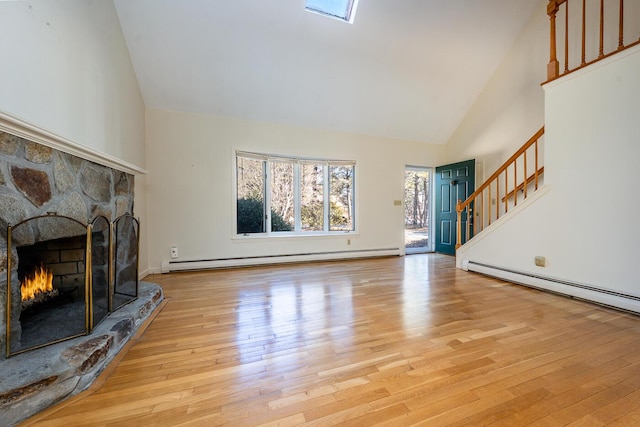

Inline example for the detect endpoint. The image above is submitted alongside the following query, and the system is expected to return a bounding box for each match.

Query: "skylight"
[305,0,359,24]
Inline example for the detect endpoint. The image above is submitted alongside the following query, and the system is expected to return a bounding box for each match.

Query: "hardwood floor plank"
[20,254,640,426]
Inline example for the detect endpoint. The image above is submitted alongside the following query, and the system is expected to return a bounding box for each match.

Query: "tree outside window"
[300,164,324,232]
[270,161,294,232]
[236,156,265,234]
[329,165,354,231]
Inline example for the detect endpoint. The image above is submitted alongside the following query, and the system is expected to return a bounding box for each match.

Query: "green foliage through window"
[237,198,292,234]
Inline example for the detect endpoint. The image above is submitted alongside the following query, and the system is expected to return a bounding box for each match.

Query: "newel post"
[547,0,561,80]
[455,201,463,249]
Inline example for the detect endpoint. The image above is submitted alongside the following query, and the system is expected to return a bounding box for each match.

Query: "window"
[300,163,324,231]
[236,152,355,236]
[305,0,359,23]
[329,165,354,231]
[270,160,294,232]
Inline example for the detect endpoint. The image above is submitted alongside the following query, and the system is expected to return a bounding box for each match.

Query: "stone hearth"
[0,281,163,426]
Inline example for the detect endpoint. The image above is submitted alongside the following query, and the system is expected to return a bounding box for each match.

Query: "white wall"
[445,0,547,180]
[458,45,640,300]
[0,0,145,167]
[145,108,445,272]
[0,1,148,273]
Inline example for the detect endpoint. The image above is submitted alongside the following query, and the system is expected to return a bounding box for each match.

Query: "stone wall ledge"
[0,282,164,427]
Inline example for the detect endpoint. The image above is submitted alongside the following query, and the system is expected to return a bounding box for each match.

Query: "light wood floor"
[23,254,640,426]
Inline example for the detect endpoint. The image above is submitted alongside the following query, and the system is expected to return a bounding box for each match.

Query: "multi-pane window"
[236,152,355,235]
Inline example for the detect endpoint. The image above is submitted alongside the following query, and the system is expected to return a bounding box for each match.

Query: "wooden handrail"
[455,127,545,249]
[546,0,640,82]
[458,126,544,212]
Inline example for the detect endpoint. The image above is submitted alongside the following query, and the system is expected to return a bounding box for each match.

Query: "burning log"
[20,264,59,311]
[21,289,60,311]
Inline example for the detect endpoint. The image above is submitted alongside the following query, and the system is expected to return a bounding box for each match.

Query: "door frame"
[404,165,434,254]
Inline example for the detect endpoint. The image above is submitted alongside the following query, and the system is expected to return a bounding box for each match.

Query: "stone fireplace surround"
[0,130,163,425]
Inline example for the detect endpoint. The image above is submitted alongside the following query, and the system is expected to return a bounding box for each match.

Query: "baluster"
[550,0,634,81]
[534,139,539,190]
[496,179,500,219]
[479,192,484,233]
[523,151,528,199]
[488,184,493,225]
[547,1,561,79]
[513,160,518,207]
[496,180,500,220]
[565,0,569,73]
[599,0,605,58]
[581,0,587,65]
[466,202,470,244]
[618,0,624,49]
[504,170,508,214]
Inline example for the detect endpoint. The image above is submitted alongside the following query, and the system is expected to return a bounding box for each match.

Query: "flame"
[21,264,54,302]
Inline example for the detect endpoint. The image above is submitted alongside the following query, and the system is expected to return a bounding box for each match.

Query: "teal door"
[435,159,475,255]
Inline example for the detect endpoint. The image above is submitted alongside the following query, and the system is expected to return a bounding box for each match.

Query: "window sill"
[232,231,358,242]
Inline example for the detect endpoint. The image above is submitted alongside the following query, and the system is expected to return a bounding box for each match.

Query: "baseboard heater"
[461,259,640,314]
[161,247,401,273]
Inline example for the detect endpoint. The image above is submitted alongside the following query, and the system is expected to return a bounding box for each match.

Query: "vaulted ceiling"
[114,0,540,144]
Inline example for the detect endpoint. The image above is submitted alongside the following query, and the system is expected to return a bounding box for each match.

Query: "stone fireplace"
[0,130,163,425]
[0,129,139,358]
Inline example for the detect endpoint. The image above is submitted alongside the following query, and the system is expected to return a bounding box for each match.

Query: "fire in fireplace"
[5,213,139,357]
[20,264,56,307]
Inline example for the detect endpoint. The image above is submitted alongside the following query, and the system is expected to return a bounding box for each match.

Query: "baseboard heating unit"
[461,259,640,314]
[161,247,401,273]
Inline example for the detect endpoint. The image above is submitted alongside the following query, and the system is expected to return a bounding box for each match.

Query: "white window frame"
[235,151,356,237]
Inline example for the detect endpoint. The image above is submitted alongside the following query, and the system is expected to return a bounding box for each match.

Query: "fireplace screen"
[113,215,139,310]
[5,213,139,357]
[91,216,111,329]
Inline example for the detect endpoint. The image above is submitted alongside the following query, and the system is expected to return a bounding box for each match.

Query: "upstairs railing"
[455,127,545,249]
[546,0,640,82]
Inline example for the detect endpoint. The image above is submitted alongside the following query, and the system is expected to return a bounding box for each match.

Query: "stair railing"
[546,0,640,82]
[455,127,545,249]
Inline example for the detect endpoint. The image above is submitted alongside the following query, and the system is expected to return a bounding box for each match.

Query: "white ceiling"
[114,0,539,144]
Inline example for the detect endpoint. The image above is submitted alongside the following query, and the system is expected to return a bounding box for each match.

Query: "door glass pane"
[405,167,431,253]
[237,156,265,234]
[301,164,324,231]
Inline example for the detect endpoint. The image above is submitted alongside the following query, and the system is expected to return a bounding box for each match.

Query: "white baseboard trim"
[161,248,401,273]
[463,260,640,314]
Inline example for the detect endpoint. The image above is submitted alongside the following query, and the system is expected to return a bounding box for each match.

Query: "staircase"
[457,0,640,250]
[455,126,545,249]
[453,1,640,314]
